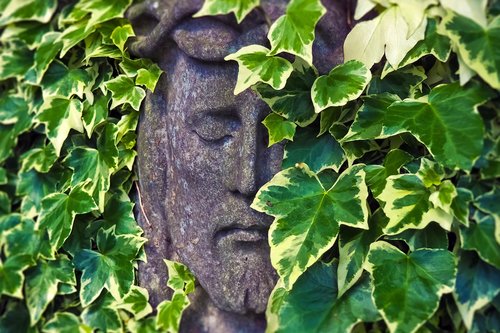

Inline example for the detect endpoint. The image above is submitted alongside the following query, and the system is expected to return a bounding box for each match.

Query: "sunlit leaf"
[194,0,259,23]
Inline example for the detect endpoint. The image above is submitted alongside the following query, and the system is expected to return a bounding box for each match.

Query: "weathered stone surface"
[129,1,350,332]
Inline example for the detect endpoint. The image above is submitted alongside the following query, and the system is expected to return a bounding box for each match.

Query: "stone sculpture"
[128,1,350,331]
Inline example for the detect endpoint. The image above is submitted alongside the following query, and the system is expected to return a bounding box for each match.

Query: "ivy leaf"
[82,94,109,138]
[377,174,453,235]
[460,212,500,268]
[0,254,33,299]
[0,0,57,26]
[338,209,387,297]
[110,24,134,53]
[41,61,91,99]
[156,293,190,333]
[451,188,474,226]
[366,242,456,333]
[20,143,58,173]
[397,19,451,69]
[225,45,293,94]
[0,44,34,80]
[194,0,259,23]
[0,301,31,333]
[25,255,76,325]
[344,5,426,69]
[36,98,84,156]
[94,194,142,236]
[78,0,132,27]
[454,251,500,329]
[81,292,122,333]
[369,66,426,99]
[267,260,380,333]
[443,13,500,89]
[116,286,152,320]
[312,60,372,113]
[440,0,488,27]
[4,216,52,260]
[25,32,62,84]
[262,113,296,146]
[252,164,368,290]
[386,222,449,251]
[164,259,196,294]
[136,66,163,92]
[74,227,146,307]
[104,75,146,111]
[282,127,345,173]
[44,312,92,333]
[267,0,326,66]
[58,20,96,57]
[37,182,98,251]
[254,59,317,126]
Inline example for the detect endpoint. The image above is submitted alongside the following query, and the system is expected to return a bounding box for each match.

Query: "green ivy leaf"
[164,259,196,294]
[0,254,33,299]
[156,292,190,333]
[4,216,52,259]
[282,127,345,173]
[366,242,456,333]
[37,182,98,251]
[267,0,326,65]
[252,164,368,290]
[262,113,296,146]
[454,251,500,329]
[386,222,448,251]
[117,286,152,320]
[41,61,91,99]
[105,75,146,111]
[369,66,426,99]
[451,188,474,226]
[267,260,380,333]
[225,45,293,94]
[338,209,387,297]
[58,19,96,57]
[0,44,34,80]
[0,0,57,26]
[25,32,62,84]
[81,292,122,333]
[43,312,92,333]
[460,212,500,268]
[443,12,500,89]
[78,0,132,27]
[82,94,109,138]
[25,255,76,325]
[312,60,371,113]
[136,65,162,92]
[254,59,317,126]
[20,143,58,173]
[74,227,146,307]
[110,24,134,53]
[193,0,259,23]
[36,98,84,156]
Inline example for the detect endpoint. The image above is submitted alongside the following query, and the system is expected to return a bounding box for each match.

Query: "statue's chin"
[183,245,278,314]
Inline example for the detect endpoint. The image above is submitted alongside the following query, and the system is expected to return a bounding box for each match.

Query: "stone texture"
[129,1,350,332]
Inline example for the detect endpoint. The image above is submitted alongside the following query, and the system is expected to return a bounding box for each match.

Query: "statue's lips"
[214,225,267,243]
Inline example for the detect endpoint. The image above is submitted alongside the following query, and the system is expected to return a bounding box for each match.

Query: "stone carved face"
[131,0,348,315]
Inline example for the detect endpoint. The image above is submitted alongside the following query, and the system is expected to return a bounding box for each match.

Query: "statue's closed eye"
[191,113,241,144]
[172,18,240,62]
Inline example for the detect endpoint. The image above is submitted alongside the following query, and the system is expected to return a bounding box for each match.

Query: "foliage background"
[0,0,499,332]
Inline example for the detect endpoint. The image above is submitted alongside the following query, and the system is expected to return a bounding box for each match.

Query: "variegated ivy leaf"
[0,0,57,26]
[454,251,500,329]
[440,0,488,27]
[78,0,132,28]
[397,19,451,69]
[366,242,456,333]
[475,188,500,241]
[94,194,143,236]
[74,227,146,307]
[386,222,449,251]
[451,187,474,226]
[36,98,84,156]
[338,209,387,298]
[41,60,91,99]
[110,24,134,53]
[83,94,109,138]
[4,216,53,260]
[344,5,426,69]
[267,0,326,66]
[0,21,51,48]
[370,66,426,99]
[81,292,122,333]
[345,82,494,170]
[25,255,76,325]
[44,312,92,333]
[25,32,62,84]
[377,173,454,235]
[136,66,163,93]
[282,127,345,173]
[59,20,96,57]
[312,60,371,113]
[37,182,98,251]
[20,143,57,173]
[251,164,369,290]
[0,254,33,299]
[225,45,293,95]
[0,43,33,80]
[105,75,146,111]
[116,286,153,320]
[262,113,296,146]
[461,212,500,268]
[267,261,380,333]
[254,59,318,126]
[155,260,195,332]
[0,95,32,163]
[194,0,259,23]
[443,12,500,89]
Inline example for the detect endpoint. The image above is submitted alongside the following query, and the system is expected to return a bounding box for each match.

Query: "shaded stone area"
[129,1,350,332]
